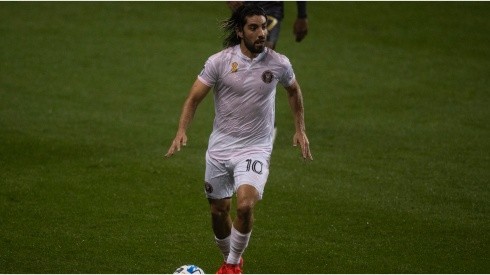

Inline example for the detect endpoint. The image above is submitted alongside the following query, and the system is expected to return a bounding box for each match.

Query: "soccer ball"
[173,264,205,274]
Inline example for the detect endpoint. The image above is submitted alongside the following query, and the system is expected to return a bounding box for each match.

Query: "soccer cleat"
[216,258,243,274]
[216,263,242,274]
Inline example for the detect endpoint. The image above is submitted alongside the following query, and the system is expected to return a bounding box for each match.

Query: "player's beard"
[243,36,265,54]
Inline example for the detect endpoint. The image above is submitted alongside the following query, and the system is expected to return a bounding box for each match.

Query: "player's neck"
[239,43,259,60]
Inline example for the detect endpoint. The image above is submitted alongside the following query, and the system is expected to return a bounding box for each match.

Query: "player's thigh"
[233,154,270,200]
[204,153,234,200]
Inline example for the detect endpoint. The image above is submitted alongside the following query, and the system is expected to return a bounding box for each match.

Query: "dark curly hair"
[221,4,267,48]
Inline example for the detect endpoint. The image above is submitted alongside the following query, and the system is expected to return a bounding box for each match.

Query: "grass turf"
[1,2,489,273]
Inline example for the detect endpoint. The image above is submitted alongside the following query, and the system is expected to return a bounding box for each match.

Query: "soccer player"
[165,4,312,274]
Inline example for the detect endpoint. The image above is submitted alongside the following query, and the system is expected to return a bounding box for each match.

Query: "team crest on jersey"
[231,62,238,73]
[261,70,274,83]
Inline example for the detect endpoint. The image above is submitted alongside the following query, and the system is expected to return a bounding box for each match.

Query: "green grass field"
[1,2,489,273]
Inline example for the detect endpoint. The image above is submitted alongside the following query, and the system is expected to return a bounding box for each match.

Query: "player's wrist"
[295,128,306,134]
[297,1,307,19]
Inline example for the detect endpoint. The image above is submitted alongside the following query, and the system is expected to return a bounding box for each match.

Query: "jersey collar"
[236,45,267,63]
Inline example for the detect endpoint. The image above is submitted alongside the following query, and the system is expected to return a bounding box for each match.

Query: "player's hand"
[293,131,313,161]
[165,131,187,158]
[293,18,308,42]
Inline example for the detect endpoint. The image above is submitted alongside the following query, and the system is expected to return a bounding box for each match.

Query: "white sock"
[226,226,251,265]
[215,235,230,261]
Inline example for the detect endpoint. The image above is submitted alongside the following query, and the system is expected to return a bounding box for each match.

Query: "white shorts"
[204,151,270,200]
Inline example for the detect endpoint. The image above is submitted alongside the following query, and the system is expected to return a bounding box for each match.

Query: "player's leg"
[216,184,257,274]
[209,198,232,261]
[205,152,235,262]
[213,196,245,274]
[226,184,259,265]
[209,198,232,239]
[234,184,259,233]
[225,155,270,269]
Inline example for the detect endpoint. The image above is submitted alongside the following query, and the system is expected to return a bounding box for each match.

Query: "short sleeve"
[278,57,296,88]
[197,55,219,88]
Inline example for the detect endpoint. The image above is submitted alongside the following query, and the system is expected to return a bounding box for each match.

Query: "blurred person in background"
[226,1,309,50]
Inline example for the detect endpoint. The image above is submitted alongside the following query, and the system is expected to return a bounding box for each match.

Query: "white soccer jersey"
[198,45,296,160]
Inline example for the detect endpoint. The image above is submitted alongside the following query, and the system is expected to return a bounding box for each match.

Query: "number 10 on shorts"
[245,159,263,174]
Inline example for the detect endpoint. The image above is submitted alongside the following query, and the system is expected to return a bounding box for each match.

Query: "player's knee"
[236,200,254,221]
[209,199,231,218]
[235,184,259,220]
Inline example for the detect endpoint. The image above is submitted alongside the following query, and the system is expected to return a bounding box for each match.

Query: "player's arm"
[294,1,308,42]
[285,80,313,160]
[165,78,211,157]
